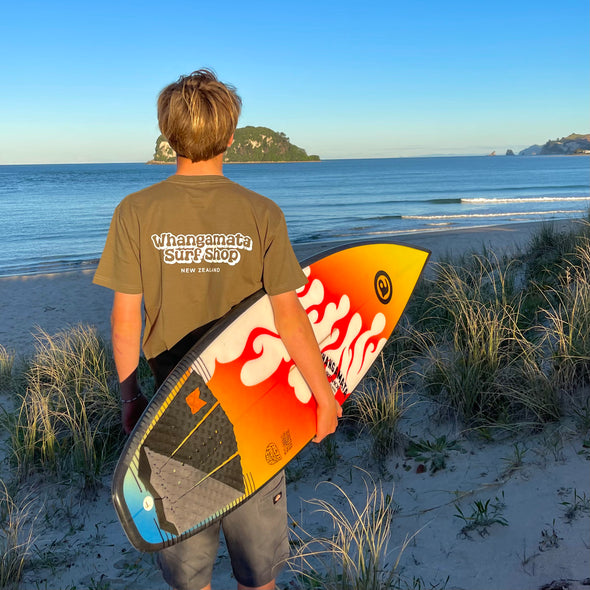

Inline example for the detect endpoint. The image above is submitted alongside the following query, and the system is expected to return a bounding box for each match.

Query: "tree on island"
[150,126,319,163]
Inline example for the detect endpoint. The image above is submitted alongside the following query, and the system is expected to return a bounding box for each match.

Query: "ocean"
[0,156,588,277]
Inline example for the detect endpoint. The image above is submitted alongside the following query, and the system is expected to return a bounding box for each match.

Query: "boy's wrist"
[119,368,141,401]
[314,388,337,407]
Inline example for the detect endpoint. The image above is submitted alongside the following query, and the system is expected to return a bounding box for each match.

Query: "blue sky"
[1,0,588,164]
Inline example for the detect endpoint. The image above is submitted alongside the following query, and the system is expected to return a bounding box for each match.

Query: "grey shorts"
[156,471,288,589]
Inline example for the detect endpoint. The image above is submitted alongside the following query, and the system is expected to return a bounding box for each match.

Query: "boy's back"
[93,68,340,590]
[94,173,304,361]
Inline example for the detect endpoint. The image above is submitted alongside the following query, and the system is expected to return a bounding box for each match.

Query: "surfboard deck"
[112,240,430,552]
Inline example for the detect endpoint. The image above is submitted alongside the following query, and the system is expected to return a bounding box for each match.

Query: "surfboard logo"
[186,386,206,414]
[374,270,393,304]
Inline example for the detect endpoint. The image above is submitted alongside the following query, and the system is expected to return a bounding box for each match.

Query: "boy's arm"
[269,290,342,443]
[111,292,148,434]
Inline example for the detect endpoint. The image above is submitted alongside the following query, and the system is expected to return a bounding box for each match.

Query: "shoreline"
[0,218,582,356]
[0,217,583,281]
[296,217,581,261]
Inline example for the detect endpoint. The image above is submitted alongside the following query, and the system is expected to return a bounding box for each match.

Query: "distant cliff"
[149,126,320,163]
[518,133,590,156]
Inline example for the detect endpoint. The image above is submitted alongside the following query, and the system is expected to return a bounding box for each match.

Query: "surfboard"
[112,240,430,552]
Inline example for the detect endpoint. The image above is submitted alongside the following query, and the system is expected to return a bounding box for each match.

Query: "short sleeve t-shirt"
[93,174,307,359]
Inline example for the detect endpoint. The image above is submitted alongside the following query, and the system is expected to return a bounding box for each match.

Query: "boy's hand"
[312,396,342,443]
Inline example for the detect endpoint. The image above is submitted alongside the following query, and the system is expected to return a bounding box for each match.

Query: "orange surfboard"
[112,241,430,551]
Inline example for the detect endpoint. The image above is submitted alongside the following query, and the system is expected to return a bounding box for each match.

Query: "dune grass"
[0,481,37,589]
[524,218,589,290]
[348,352,410,460]
[410,220,590,432]
[0,346,15,391]
[419,252,559,428]
[542,235,590,391]
[289,473,414,590]
[3,325,123,489]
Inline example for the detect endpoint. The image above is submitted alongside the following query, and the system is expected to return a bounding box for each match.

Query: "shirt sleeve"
[261,209,307,296]
[93,202,143,294]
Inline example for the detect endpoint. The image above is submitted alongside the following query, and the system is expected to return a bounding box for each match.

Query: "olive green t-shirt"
[93,174,307,359]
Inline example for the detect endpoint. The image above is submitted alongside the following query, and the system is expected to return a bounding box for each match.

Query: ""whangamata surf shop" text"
[151,232,253,266]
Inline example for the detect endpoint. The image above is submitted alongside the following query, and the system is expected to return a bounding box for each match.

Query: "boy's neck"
[175,153,225,176]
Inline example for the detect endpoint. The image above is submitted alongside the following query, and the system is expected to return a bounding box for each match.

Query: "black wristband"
[121,393,143,404]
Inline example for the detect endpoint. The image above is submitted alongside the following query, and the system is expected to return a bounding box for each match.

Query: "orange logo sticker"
[186,387,206,414]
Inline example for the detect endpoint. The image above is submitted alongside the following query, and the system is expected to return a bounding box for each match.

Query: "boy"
[93,69,341,590]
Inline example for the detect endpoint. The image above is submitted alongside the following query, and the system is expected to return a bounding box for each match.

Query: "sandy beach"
[0,219,579,356]
[1,219,588,590]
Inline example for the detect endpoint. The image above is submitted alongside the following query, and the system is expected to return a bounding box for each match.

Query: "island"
[148,126,320,164]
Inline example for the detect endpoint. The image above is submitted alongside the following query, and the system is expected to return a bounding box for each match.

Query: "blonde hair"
[157,69,242,162]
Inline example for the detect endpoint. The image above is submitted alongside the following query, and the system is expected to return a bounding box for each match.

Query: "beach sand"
[0,219,578,356]
[1,219,588,590]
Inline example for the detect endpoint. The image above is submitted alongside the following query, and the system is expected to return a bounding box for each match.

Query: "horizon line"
[5,153,587,166]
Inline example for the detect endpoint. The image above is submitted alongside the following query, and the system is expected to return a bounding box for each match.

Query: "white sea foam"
[403,209,586,220]
[463,196,589,204]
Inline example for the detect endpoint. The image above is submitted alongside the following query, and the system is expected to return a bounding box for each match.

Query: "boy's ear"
[228,134,234,147]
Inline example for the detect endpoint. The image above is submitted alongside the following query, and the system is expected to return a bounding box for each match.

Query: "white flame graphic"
[198,275,386,405]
